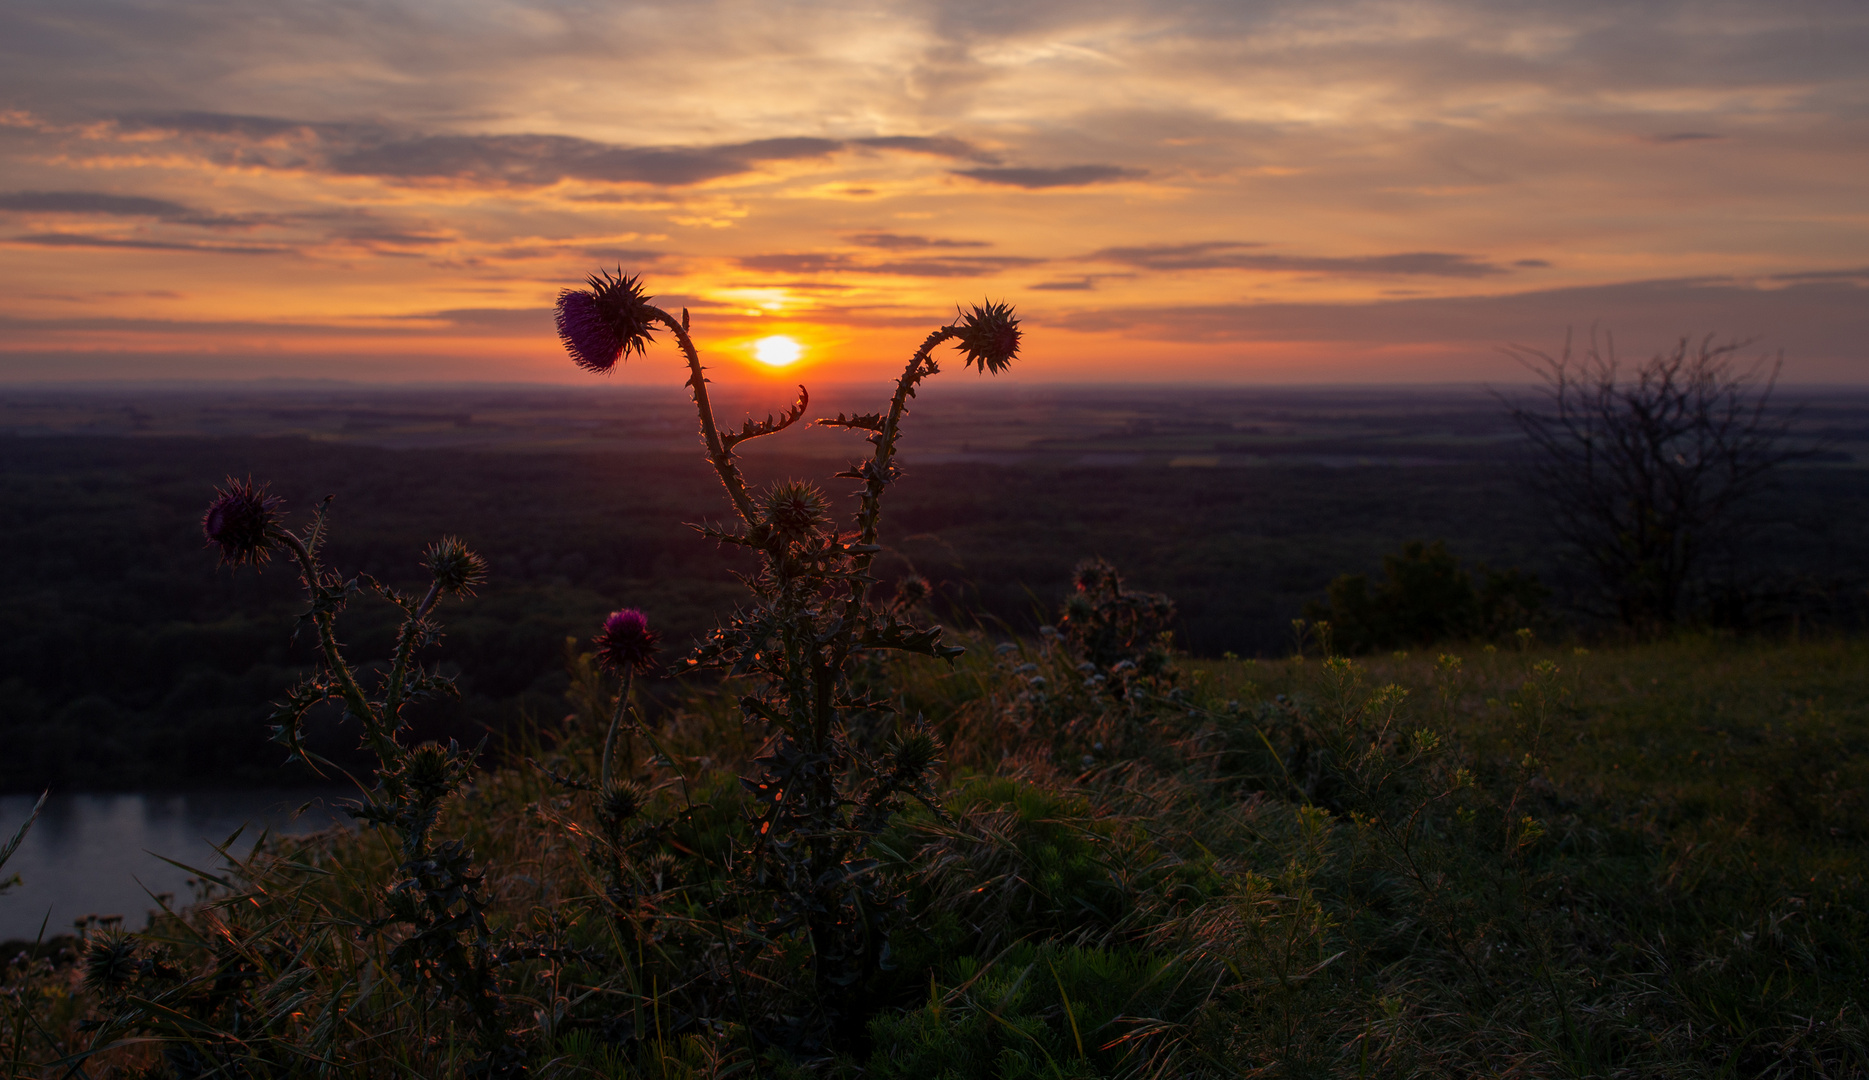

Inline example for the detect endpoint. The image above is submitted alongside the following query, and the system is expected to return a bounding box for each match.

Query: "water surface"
[0,789,352,942]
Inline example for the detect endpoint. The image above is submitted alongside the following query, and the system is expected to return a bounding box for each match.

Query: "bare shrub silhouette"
[1499,331,1801,632]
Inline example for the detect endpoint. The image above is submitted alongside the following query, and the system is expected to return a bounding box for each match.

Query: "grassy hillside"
[8,632,1866,1077]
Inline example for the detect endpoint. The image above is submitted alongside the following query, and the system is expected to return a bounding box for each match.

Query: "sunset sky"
[2,0,1866,385]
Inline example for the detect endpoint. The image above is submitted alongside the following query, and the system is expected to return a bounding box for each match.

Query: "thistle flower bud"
[423,536,488,597]
[762,481,829,543]
[82,928,139,993]
[599,781,647,825]
[595,608,659,674]
[1072,558,1120,596]
[405,741,459,800]
[202,478,283,566]
[556,269,658,373]
[953,300,1020,374]
[644,851,681,891]
[894,574,932,609]
[891,729,940,776]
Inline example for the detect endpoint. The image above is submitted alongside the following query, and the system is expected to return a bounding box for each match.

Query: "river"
[0,789,354,943]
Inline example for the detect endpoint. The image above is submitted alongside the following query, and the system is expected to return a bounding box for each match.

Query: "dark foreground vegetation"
[6,632,1868,1077]
[3,283,1867,1075]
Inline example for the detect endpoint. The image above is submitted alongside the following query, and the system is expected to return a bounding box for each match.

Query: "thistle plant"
[556,270,1020,1033]
[197,480,522,1069]
[984,558,1183,769]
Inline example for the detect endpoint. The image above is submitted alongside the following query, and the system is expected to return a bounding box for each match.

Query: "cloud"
[848,232,989,250]
[738,253,853,273]
[1770,266,1869,282]
[1030,278,1097,291]
[0,191,193,217]
[1091,242,1507,278]
[417,308,553,333]
[0,189,270,227]
[866,257,1043,277]
[573,247,668,265]
[739,252,1040,276]
[851,136,988,160]
[90,114,986,189]
[1052,276,1869,361]
[953,165,1145,188]
[7,233,290,254]
[1647,132,1725,143]
[327,134,848,186]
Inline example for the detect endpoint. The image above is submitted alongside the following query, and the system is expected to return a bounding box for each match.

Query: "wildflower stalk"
[600,667,635,792]
[559,271,1020,1036]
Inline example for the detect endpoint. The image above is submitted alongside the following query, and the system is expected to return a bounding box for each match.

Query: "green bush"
[1305,539,1548,653]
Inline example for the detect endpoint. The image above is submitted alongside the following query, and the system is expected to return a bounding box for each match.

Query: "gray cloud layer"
[0,189,269,227]
[1093,242,1508,278]
[954,165,1144,188]
[1056,277,1869,362]
[738,252,1042,277]
[92,114,988,188]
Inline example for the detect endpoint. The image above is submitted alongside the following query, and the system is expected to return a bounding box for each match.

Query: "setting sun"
[753,336,803,367]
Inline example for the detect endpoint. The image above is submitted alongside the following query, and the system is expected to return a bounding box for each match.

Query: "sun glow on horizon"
[753,335,804,367]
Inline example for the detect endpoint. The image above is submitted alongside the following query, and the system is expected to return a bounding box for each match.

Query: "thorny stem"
[600,668,636,792]
[650,306,759,528]
[273,530,393,763]
[855,326,957,553]
[385,581,443,717]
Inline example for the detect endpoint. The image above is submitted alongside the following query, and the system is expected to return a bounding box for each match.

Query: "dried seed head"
[1072,557,1121,597]
[82,929,139,993]
[599,781,647,825]
[423,536,488,597]
[202,477,283,566]
[953,300,1020,374]
[894,574,932,609]
[762,481,829,543]
[405,741,457,800]
[643,851,681,890]
[891,729,940,776]
[556,269,657,373]
[595,608,659,673]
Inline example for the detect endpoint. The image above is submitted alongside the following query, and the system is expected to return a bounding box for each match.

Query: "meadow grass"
[7,631,1865,1078]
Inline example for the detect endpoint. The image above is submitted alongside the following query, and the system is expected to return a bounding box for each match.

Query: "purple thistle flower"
[954,300,1020,375]
[595,608,660,673]
[556,269,658,373]
[202,478,283,566]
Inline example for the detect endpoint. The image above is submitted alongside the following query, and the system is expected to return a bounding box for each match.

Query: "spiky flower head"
[599,781,647,825]
[556,269,658,373]
[953,300,1020,375]
[82,929,139,993]
[894,574,932,609]
[891,728,940,777]
[762,481,830,543]
[202,478,283,566]
[1072,557,1121,597]
[643,851,681,891]
[423,536,488,597]
[404,741,462,801]
[595,608,659,674]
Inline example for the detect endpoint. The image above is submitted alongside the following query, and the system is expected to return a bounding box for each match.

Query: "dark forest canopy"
[3,386,1863,792]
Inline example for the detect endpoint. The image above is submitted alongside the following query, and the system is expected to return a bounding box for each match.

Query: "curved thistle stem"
[846,325,959,598]
[384,580,442,716]
[272,529,395,763]
[600,668,635,792]
[648,306,759,528]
